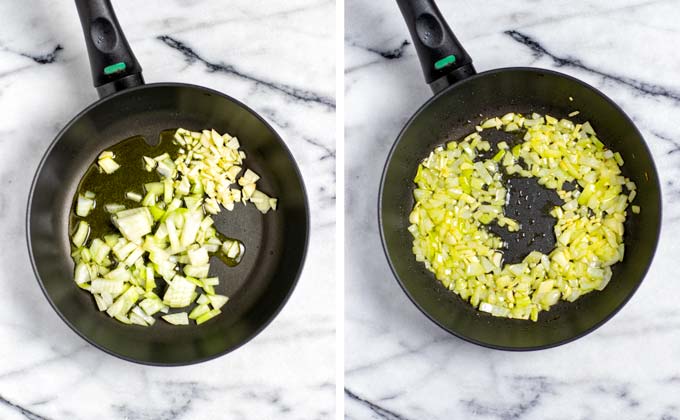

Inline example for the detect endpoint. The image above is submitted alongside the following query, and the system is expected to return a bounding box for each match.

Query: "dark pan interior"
[28,83,308,364]
[380,68,661,350]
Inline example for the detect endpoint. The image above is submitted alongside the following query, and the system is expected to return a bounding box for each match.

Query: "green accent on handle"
[434,55,456,70]
[104,62,127,75]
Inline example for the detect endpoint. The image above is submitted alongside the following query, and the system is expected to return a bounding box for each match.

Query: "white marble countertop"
[0,0,335,419]
[345,0,680,419]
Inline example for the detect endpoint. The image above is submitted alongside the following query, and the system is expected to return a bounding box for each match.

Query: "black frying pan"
[380,0,661,350]
[26,0,308,365]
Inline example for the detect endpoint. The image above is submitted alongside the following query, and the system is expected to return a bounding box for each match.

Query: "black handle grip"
[396,0,476,94]
[75,0,144,97]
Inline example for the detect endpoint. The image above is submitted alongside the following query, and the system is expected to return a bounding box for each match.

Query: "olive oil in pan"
[69,129,244,266]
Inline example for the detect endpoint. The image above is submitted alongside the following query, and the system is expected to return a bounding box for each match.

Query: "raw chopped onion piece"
[131,306,156,326]
[94,294,109,311]
[183,264,209,279]
[203,277,219,286]
[208,294,229,309]
[156,158,176,179]
[162,312,189,325]
[196,308,221,325]
[72,221,90,247]
[90,279,124,295]
[143,156,157,172]
[409,113,637,321]
[187,247,209,265]
[89,238,110,264]
[163,276,196,308]
[126,191,142,202]
[98,151,120,174]
[104,203,126,213]
[74,262,91,285]
[221,240,242,259]
[139,297,165,316]
[112,208,153,243]
[189,303,211,320]
[76,193,95,217]
[106,287,140,318]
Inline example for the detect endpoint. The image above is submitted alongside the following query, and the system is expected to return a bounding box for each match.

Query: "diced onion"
[139,297,165,316]
[196,308,221,325]
[162,312,189,325]
[74,262,91,285]
[112,208,153,242]
[126,191,142,202]
[98,151,120,174]
[162,276,196,308]
[71,221,90,247]
[71,127,280,327]
[207,294,229,309]
[187,247,209,265]
[409,113,637,321]
[143,156,157,172]
[105,203,126,213]
[189,303,211,320]
[76,193,95,217]
[171,128,277,214]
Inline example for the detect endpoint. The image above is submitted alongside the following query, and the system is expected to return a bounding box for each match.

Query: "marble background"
[345,0,680,419]
[0,0,335,419]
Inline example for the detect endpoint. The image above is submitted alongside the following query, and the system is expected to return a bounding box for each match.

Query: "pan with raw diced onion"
[28,0,307,365]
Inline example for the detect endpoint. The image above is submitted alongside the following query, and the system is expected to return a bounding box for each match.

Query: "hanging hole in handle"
[415,13,444,48]
[91,17,117,52]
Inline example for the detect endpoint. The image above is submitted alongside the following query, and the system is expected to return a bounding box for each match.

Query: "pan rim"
[26,82,310,366]
[378,65,662,351]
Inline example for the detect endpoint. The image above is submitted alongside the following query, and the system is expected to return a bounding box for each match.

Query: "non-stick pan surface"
[27,0,308,365]
[381,0,661,350]
[28,83,308,365]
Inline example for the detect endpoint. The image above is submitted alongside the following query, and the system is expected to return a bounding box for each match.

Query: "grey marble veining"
[0,0,335,419]
[345,0,680,419]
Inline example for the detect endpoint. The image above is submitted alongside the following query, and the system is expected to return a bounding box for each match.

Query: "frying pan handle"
[75,0,144,98]
[396,0,476,94]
